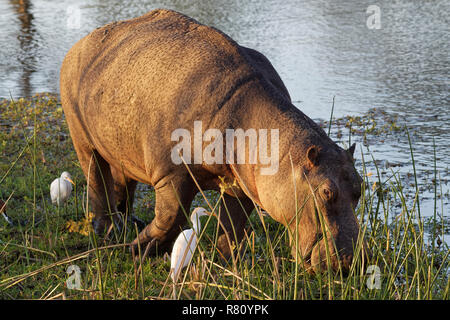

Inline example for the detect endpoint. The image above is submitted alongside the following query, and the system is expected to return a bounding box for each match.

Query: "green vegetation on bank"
[0,94,448,299]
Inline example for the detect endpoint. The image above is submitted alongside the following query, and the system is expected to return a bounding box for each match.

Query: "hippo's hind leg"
[217,193,255,260]
[70,132,119,234]
[110,166,137,215]
[85,150,121,234]
[130,174,196,255]
[109,166,146,230]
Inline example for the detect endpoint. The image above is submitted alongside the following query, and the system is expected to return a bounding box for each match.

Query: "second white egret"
[170,207,211,283]
[50,171,74,205]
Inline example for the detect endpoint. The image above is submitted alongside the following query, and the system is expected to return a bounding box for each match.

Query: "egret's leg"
[130,174,196,255]
[172,281,177,299]
[217,194,254,260]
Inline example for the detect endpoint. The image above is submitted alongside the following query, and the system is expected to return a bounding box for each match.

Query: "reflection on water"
[0,0,448,217]
[6,0,36,98]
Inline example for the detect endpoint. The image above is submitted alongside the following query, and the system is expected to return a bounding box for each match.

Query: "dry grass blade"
[205,259,273,300]
[0,243,130,290]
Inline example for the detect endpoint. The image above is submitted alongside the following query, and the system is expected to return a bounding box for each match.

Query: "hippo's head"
[256,142,363,274]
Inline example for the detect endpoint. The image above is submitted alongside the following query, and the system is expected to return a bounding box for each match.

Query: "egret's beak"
[65,177,75,185]
[206,211,217,218]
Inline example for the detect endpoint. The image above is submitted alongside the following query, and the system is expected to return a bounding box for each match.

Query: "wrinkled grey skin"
[60,9,363,273]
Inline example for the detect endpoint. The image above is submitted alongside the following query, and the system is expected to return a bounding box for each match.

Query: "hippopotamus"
[60,9,363,273]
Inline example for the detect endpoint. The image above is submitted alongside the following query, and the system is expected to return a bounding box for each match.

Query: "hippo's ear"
[306,145,319,167]
[347,143,356,158]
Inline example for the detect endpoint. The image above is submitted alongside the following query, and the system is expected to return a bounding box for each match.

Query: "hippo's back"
[61,9,252,123]
[60,9,290,183]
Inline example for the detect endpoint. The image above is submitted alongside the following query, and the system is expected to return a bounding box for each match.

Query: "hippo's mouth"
[300,233,324,271]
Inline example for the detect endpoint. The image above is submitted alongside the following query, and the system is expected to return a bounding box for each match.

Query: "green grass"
[0,94,448,300]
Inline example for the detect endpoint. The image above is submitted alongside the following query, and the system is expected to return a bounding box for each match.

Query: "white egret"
[170,207,211,283]
[50,171,74,205]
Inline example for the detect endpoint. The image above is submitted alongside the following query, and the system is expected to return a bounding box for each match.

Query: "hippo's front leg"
[217,193,255,260]
[130,174,197,255]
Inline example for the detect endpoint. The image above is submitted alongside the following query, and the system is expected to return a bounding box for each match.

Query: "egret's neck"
[191,215,202,234]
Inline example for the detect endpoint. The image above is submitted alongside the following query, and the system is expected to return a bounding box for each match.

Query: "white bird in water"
[50,171,74,205]
[170,207,212,284]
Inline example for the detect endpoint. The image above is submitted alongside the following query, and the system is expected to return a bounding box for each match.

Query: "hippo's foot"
[92,213,124,240]
[129,236,172,262]
[128,219,177,260]
[126,215,147,232]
